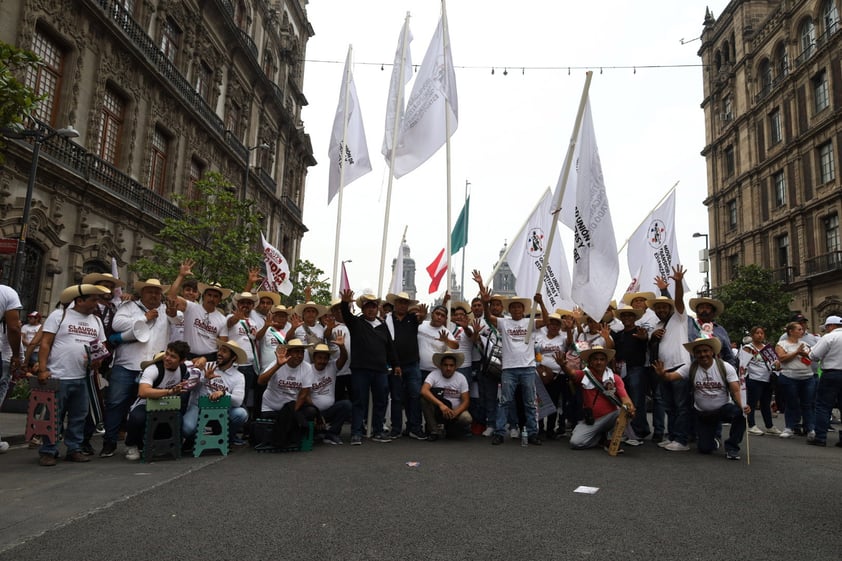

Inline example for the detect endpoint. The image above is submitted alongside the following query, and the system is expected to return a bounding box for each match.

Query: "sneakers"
[747,425,764,436]
[125,446,141,461]
[623,438,644,447]
[527,435,542,446]
[779,428,795,438]
[100,441,117,457]
[509,427,520,439]
[765,426,782,435]
[482,427,494,437]
[371,433,392,443]
[657,439,674,448]
[231,436,247,446]
[389,430,403,439]
[807,430,816,442]
[408,431,428,441]
[664,441,690,452]
[80,441,95,456]
[350,435,363,446]
[725,452,740,461]
[39,454,57,467]
[0,441,9,453]
[491,434,504,445]
[323,433,343,445]
[65,450,91,462]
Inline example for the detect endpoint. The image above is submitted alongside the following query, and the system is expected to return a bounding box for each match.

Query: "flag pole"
[616,180,680,254]
[443,0,453,317]
[332,45,354,298]
[460,179,470,299]
[377,12,411,298]
[527,71,593,340]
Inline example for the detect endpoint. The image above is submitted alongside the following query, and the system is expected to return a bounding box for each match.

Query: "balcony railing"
[805,250,842,277]
[238,29,258,62]
[794,44,814,67]
[281,195,302,220]
[771,266,798,285]
[256,167,276,194]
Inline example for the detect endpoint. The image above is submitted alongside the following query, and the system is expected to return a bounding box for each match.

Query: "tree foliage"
[0,42,44,163]
[716,265,793,343]
[286,259,332,306]
[132,172,261,290]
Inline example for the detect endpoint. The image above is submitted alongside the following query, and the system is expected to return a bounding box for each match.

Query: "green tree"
[716,264,793,343]
[286,259,332,306]
[0,42,43,163]
[132,172,262,290]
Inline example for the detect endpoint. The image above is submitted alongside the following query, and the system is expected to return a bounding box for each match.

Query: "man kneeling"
[420,351,471,440]
[257,339,318,449]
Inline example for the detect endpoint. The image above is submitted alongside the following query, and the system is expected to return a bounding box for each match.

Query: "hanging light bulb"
[503,67,508,76]
[491,67,495,75]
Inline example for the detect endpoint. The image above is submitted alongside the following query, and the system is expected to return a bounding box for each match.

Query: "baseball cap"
[824,315,842,327]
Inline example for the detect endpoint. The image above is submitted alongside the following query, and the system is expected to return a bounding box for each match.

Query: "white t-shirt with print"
[535,329,567,373]
[424,369,469,408]
[497,317,536,369]
[261,361,314,412]
[43,308,105,380]
[310,361,338,411]
[676,360,738,412]
[182,301,227,356]
[220,315,257,366]
[417,321,456,371]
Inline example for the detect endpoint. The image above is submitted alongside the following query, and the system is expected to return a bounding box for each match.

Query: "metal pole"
[11,137,42,293]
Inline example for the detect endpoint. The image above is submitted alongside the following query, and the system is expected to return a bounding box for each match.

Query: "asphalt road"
[1,428,841,561]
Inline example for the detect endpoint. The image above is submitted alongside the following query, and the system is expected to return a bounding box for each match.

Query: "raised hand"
[670,265,686,282]
[340,289,354,303]
[179,259,195,277]
[472,269,484,287]
[654,275,668,290]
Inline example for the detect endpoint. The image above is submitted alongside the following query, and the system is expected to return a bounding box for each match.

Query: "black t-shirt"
[611,329,647,367]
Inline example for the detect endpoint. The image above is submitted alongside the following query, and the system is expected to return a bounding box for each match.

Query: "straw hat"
[646,295,675,311]
[198,282,232,300]
[257,291,281,306]
[232,291,259,304]
[683,337,722,356]
[270,304,291,315]
[282,338,315,351]
[217,340,248,364]
[293,301,329,317]
[450,301,470,314]
[140,351,166,371]
[501,296,532,311]
[432,350,465,369]
[615,305,644,320]
[554,308,575,318]
[81,272,126,288]
[385,291,418,306]
[133,278,168,292]
[355,294,380,309]
[310,342,332,359]
[622,291,656,305]
[689,297,725,317]
[59,284,113,305]
[579,345,616,363]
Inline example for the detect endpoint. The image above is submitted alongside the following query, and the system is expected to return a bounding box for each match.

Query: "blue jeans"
[625,366,649,438]
[477,369,499,426]
[351,367,389,437]
[319,399,352,435]
[103,365,139,444]
[389,362,422,434]
[746,378,774,428]
[182,402,247,443]
[40,379,89,457]
[695,403,745,455]
[661,377,690,445]
[777,374,817,432]
[494,367,538,437]
[814,370,842,442]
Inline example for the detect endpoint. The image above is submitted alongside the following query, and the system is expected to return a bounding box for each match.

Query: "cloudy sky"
[299,0,730,301]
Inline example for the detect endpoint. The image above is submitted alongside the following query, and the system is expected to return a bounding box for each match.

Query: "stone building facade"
[0,0,316,314]
[699,0,842,325]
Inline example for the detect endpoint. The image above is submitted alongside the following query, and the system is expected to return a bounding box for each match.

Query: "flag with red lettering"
[261,233,293,296]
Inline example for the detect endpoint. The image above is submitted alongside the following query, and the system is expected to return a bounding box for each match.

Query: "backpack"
[152,361,189,388]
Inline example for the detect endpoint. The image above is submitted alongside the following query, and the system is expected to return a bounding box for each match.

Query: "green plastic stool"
[144,396,182,462]
[193,395,231,457]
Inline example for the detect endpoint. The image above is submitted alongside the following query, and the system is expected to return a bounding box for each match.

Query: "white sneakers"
[747,425,765,436]
[779,428,795,438]
[765,426,782,435]
[0,441,9,453]
[664,441,690,452]
[508,427,519,439]
[125,446,140,461]
[481,427,494,437]
[657,439,673,448]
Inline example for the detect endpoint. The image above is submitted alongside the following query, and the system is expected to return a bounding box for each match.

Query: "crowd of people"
[1,259,841,466]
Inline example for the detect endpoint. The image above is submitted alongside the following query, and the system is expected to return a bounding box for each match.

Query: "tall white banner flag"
[328,48,371,204]
[391,15,458,178]
[507,189,574,312]
[558,100,619,318]
[389,242,405,295]
[626,190,683,295]
[261,233,294,296]
[382,19,413,162]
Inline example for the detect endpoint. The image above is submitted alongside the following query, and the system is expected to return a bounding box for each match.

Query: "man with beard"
[221,291,262,429]
[168,260,231,362]
[383,291,426,440]
[688,297,737,368]
[308,340,350,445]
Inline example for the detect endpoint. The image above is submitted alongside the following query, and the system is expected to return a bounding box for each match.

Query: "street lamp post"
[1,123,79,292]
[693,232,710,296]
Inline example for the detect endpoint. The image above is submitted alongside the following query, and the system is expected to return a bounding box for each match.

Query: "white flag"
[382,19,413,162]
[506,189,574,312]
[391,14,458,178]
[559,100,618,318]
[261,233,294,296]
[328,47,371,204]
[389,242,405,295]
[626,190,683,295]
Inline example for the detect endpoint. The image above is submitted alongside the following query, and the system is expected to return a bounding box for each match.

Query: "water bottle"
[521,426,528,447]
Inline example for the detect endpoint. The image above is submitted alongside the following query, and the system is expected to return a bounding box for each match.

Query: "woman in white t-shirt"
[741,326,780,436]
[775,321,816,439]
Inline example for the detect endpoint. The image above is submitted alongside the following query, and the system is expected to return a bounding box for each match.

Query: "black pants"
[263,402,318,447]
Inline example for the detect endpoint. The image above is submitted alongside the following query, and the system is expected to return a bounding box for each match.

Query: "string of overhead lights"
[302,59,708,74]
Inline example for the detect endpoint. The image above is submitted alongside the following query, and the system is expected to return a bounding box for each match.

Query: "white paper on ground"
[574,486,600,494]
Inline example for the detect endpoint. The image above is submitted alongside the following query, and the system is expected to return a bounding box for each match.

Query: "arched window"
[759,59,772,90]
[234,0,249,31]
[722,41,730,63]
[714,50,722,71]
[822,0,840,35]
[775,42,788,78]
[800,17,816,55]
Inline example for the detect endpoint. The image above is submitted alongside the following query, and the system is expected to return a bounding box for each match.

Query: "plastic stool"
[25,378,60,443]
[144,396,181,462]
[193,395,230,457]
[253,420,314,453]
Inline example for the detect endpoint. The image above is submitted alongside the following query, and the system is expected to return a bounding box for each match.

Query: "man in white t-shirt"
[324,300,352,402]
[654,337,749,460]
[480,286,549,446]
[35,284,110,466]
[221,291,262,420]
[123,341,193,460]
[167,259,231,361]
[309,341,350,444]
[420,351,471,440]
[257,339,318,448]
[647,265,692,451]
[0,275,22,453]
[256,304,295,370]
[293,301,328,357]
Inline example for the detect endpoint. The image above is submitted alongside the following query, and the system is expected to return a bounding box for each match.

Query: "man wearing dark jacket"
[340,289,401,445]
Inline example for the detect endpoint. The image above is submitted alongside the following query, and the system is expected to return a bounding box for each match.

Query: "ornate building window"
[818,141,835,183]
[822,0,840,35]
[727,199,738,230]
[235,0,249,31]
[727,254,740,280]
[263,50,275,80]
[769,109,782,144]
[825,213,840,254]
[25,28,64,125]
[775,43,788,78]
[759,59,772,90]
[160,17,181,64]
[195,60,213,103]
[773,170,786,207]
[96,87,124,164]
[813,69,829,113]
[800,18,816,56]
[149,127,169,194]
[225,100,242,140]
[776,234,790,268]
[187,158,204,200]
[724,145,735,177]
